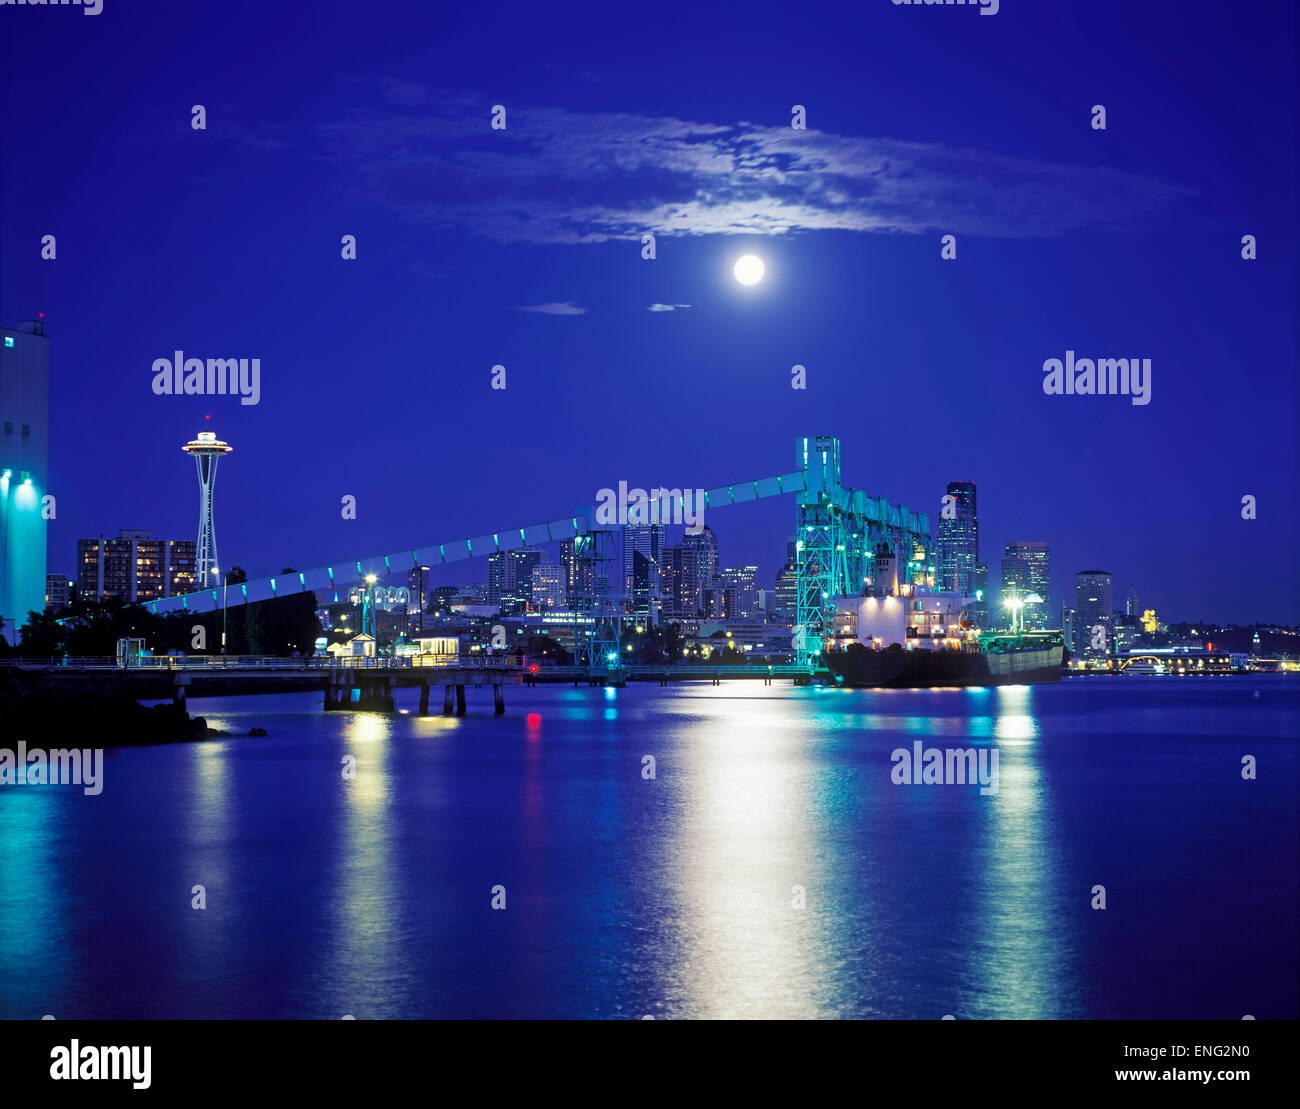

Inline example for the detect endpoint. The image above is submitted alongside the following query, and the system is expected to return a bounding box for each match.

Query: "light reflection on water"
[0,679,1294,1019]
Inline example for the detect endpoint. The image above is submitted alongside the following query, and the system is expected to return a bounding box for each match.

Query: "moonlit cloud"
[647,303,692,311]
[514,301,586,315]
[316,86,1197,245]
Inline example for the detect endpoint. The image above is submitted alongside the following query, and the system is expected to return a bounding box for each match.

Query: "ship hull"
[824,644,1064,688]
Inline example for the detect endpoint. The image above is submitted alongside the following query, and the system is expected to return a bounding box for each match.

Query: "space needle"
[182,431,233,589]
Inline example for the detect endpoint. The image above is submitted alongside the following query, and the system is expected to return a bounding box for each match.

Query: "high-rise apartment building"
[77,530,197,602]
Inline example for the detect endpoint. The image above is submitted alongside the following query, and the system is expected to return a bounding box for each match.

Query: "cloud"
[647,303,692,311]
[406,260,447,280]
[514,302,586,315]
[315,85,1197,245]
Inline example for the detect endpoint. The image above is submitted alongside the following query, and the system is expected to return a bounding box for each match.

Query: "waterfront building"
[0,321,49,643]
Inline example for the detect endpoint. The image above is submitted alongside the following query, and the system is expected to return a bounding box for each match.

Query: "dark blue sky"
[2,0,1295,623]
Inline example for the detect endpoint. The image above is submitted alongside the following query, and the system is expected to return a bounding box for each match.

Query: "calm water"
[1,676,1296,1020]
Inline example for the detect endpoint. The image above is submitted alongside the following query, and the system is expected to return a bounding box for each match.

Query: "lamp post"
[213,565,229,656]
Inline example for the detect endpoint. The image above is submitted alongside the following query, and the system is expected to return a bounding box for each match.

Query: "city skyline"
[30,433,1281,633]
[3,0,1296,632]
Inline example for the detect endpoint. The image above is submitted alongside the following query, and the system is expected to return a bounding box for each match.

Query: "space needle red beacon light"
[182,431,233,589]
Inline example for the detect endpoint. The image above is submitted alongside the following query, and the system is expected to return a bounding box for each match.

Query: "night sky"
[2,0,1295,623]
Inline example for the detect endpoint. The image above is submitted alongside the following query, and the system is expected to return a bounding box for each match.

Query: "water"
[1,677,1295,1019]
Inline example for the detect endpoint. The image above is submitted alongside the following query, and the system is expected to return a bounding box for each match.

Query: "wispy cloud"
[406,260,446,280]
[514,302,586,315]
[315,85,1197,245]
[647,303,691,312]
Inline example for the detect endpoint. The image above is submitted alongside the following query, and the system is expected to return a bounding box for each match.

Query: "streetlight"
[213,564,228,656]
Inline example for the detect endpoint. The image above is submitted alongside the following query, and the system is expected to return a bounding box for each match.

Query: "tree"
[18,609,68,657]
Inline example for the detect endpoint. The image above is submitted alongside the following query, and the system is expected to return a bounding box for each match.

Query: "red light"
[38,312,44,318]
[529,664,538,673]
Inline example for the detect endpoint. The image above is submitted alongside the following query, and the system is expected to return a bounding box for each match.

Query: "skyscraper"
[719,566,759,620]
[622,524,664,619]
[0,321,49,644]
[1075,570,1114,655]
[1000,541,1051,630]
[773,537,798,622]
[936,480,978,595]
[659,544,685,619]
[680,524,719,618]
[407,564,430,632]
[971,562,989,628]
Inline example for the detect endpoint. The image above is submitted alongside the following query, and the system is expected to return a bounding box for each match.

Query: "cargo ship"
[819,587,1064,688]
[824,630,1065,688]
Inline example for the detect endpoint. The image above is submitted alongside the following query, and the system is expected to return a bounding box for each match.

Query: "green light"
[3,337,13,348]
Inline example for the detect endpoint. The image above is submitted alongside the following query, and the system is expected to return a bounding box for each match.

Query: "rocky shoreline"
[1,671,279,748]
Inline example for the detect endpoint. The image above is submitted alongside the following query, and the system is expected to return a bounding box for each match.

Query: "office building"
[719,565,759,620]
[679,525,719,617]
[773,538,798,622]
[1000,541,1051,630]
[971,562,990,628]
[489,548,543,613]
[1075,570,1113,655]
[531,563,566,610]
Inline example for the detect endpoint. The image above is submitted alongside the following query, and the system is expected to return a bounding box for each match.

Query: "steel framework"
[148,436,932,671]
[793,436,933,666]
[570,526,621,669]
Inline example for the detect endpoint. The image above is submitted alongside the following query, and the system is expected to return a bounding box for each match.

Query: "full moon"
[734,254,765,285]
